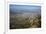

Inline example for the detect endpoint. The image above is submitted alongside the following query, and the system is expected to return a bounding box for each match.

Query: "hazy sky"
[10,4,41,13]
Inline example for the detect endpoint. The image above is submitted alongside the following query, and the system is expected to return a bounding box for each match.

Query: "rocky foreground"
[10,13,41,29]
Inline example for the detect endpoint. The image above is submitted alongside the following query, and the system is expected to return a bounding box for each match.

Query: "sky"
[10,4,41,13]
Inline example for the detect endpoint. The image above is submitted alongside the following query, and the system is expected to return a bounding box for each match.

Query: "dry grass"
[10,15,41,29]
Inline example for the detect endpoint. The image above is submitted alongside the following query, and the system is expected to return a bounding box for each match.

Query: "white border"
[5,2,44,34]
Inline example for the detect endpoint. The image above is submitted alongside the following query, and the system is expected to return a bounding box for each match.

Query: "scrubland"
[10,13,41,29]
